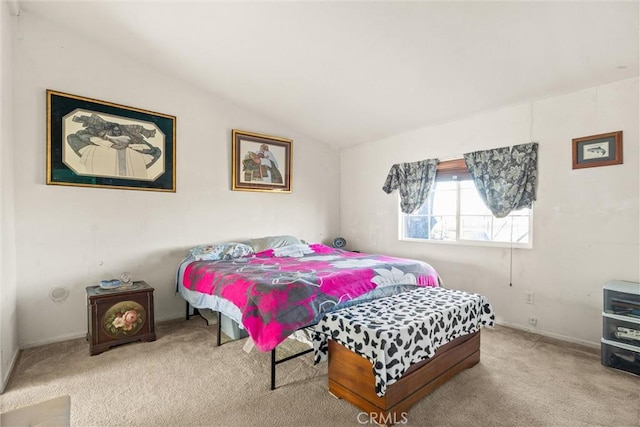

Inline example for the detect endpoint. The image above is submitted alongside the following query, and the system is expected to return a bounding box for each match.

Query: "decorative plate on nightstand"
[99,279,122,290]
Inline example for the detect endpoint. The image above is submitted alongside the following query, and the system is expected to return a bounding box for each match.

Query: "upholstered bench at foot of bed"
[327,331,480,425]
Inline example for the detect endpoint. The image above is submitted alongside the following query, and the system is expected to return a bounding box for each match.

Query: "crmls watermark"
[357,412,409,425]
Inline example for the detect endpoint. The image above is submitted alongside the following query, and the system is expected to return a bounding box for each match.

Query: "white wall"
[1,2,18,392]
[340,78,639,346]
[7,6,639,353]
[12,11,340,347]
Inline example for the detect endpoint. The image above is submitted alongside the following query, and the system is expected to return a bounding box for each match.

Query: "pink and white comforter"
[179,244,439,351]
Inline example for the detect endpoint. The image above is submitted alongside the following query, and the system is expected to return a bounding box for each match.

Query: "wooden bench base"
[328,331,480,425]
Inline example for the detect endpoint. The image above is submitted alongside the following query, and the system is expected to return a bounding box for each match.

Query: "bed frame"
[186,302,311,390]
[328,331,481,422]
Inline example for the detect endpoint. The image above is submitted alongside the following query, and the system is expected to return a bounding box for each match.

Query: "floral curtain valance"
[382,159,439,214]
[463,143,538,218]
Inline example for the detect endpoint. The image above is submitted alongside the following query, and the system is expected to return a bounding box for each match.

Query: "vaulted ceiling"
[18,1,639,150]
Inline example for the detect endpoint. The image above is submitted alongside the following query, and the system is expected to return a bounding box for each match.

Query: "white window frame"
[398,180,533,249]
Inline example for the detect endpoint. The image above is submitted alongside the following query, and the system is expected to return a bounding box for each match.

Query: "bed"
[176,236,441,352]
[175,235,442,388]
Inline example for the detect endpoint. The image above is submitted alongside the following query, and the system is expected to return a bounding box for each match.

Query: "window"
[400,160,532,248]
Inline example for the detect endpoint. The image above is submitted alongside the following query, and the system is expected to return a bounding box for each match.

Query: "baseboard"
[20,331,87,350]
[14,316,598,359]
[495,320,599,349]
[1,345,20,394]
[20,314,186,350]
[156,313,189,324]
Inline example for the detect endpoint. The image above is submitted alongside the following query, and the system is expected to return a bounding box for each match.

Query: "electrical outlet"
[528,316,538,326]
[525,291,534,305]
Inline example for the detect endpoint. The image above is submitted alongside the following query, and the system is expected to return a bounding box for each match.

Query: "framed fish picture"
[572,131,622,169]
[46,90,176,192]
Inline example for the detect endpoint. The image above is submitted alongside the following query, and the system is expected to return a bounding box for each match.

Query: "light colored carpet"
[1,319,638,427]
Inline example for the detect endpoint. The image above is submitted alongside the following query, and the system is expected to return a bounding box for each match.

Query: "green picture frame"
[46,90,176,192]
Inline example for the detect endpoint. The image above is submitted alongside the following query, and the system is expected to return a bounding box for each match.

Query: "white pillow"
[272,244,314,258]
[250,235,301,252]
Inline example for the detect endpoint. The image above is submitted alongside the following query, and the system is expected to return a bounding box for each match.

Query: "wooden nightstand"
[86,281,156,355]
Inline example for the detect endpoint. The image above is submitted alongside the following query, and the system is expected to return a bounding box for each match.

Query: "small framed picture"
[572,131,622,169]
[47,90,176,192]
[231,130,292,193]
